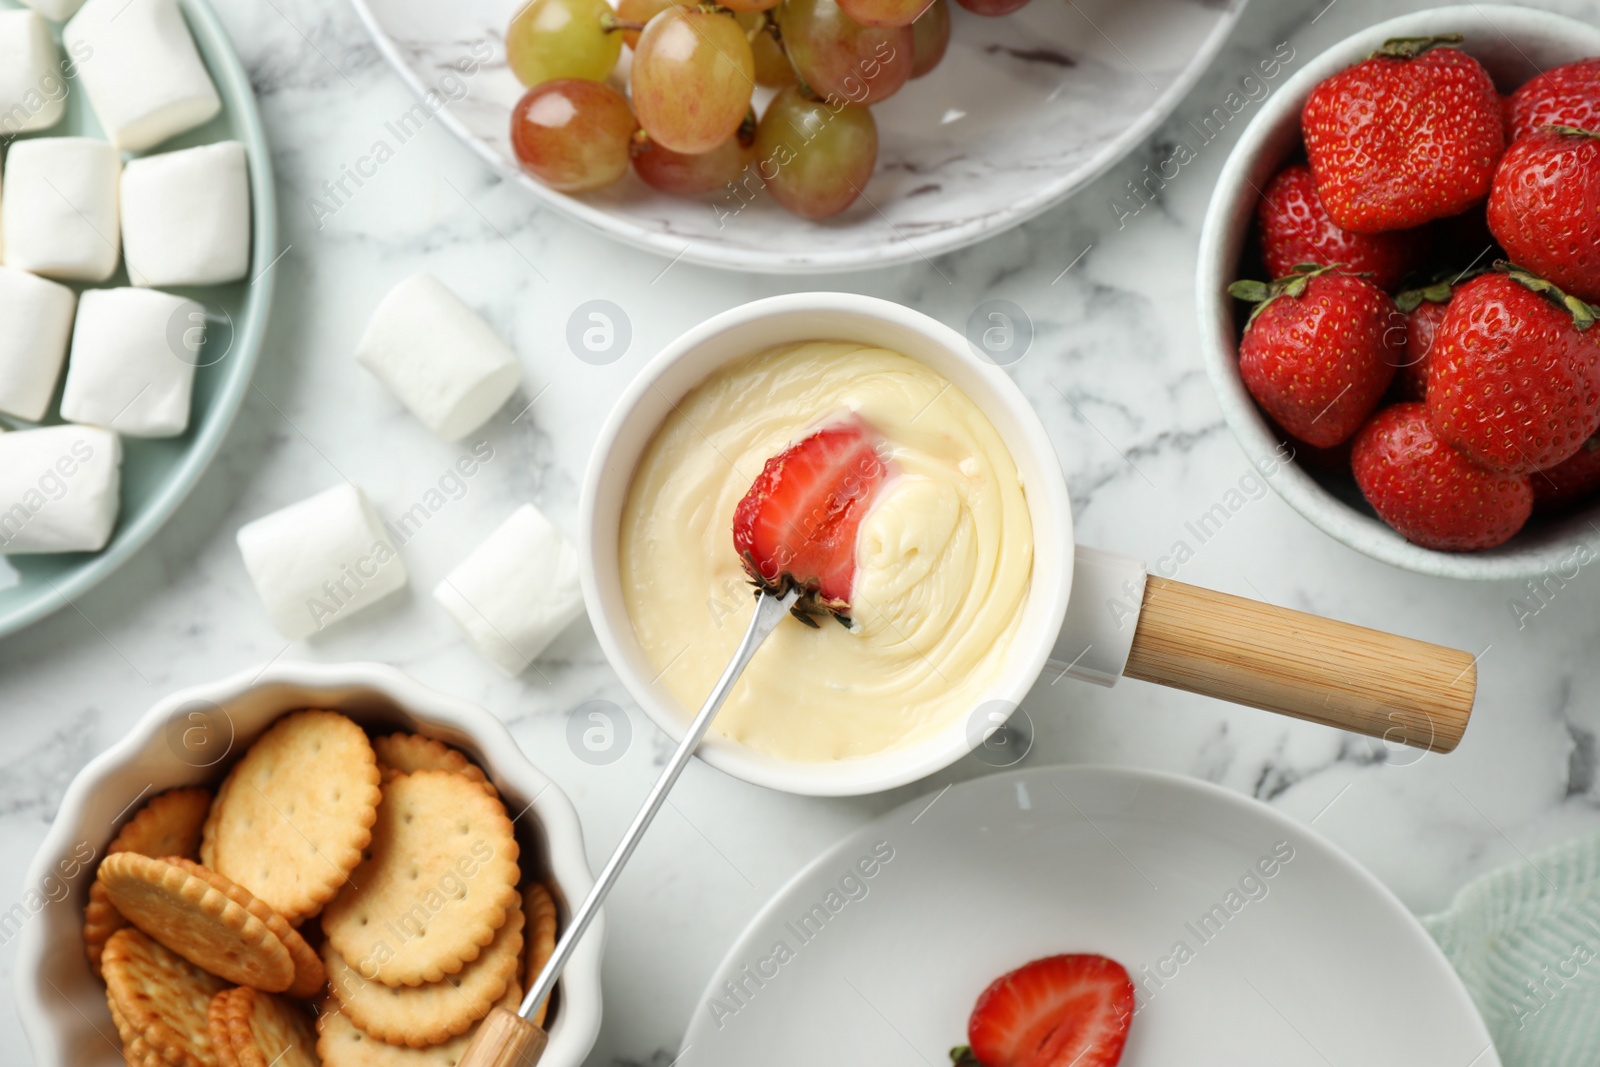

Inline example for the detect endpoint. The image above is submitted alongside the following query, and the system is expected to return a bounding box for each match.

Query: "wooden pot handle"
[455,1008,548,1067]
[1124,577,1476,752]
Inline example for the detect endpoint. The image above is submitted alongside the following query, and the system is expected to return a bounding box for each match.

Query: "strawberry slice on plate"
[957,954,1135,1067]
[732,415,890,624]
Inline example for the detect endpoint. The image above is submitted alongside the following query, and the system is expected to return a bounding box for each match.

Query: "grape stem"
[599,11,646,32]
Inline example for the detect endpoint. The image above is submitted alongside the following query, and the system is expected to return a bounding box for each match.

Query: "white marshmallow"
[0,11,66,134]
[433,504,585,676]
[237,483,409,640]
[0,267,76,422]
[122,141,251,287]
[355,274,522,442]
[61,288,200,438]
[0,425,121,554]
[2,137,121,282]
[63,0,220,152]
[19,0,87,22]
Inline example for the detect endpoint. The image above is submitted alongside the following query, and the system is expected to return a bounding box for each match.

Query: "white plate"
[348,0,1245,273]
[683,765,1499,1066]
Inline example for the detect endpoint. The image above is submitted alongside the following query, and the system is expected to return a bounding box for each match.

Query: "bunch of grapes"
[505,0,1028,219]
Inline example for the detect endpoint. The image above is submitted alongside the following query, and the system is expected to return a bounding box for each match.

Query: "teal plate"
[0,0,276,638]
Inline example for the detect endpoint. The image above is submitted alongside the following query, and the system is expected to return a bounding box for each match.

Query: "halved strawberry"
[961,954,1134,1067]
[731,416,890,623]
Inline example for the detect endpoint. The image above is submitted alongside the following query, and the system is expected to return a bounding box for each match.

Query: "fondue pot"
[578,293,1476,797]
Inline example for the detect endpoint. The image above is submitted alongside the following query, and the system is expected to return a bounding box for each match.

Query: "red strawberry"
[1532,434,1600,512]
[1393,280,1454,400]
[963,954,1134,1067]
[1353,403,1533,550]
[1302,36,1504,234]
[731,416,890,622]
[1256,163,1427,290]
[1230,265,1399,448]
[1506,57,1600,142]
[1427,268,1600,474]
[1487,126,1600,304]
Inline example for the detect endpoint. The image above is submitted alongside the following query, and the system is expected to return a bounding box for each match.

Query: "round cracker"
[85,880,129,979]
[102,927,228,1067]
[88,786,213,977]
[208,989,244,1067]
[111,787,213,859]
[203,710,382,923]
[168,858,327,998]
[98,854,297,993]
[521,883,557,1028]
[110,993,169,1067]
[321,770,520,987]
[316,981,522,1066]
[219,986,319,1067]
[372,734,496,797]
[324,895,524,1047]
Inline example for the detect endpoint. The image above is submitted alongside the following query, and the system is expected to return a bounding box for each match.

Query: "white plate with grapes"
[350,0,1247,273]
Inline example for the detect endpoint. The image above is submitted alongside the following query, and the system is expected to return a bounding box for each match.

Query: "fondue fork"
[459,587,800,1067]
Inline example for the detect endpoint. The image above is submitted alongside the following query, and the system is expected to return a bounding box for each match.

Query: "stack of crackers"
[85,710,560,1066]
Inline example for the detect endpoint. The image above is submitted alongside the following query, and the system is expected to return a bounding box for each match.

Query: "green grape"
[753,86,877,218]
[910,0,949,77]
[775,0,912,104]
[735,11,798,87]
[633,116,757,195]
[511,79,638,192]
[721,0,781,12]
[506,0,622,87]
[632,9,755,155]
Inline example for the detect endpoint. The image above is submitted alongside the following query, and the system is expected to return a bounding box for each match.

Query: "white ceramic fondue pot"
[580,293,1477,797]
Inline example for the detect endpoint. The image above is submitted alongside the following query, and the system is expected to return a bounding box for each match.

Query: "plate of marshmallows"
[0,0,276,640]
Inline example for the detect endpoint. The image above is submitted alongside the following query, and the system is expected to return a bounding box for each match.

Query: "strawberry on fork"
[731,415,892,625]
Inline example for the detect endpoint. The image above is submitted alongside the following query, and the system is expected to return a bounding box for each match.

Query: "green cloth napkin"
[1424,833,1600,1067]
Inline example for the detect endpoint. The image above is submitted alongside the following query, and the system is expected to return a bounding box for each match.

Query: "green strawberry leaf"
[1498,261,1598,331]
[1372,33,1464,60]
[1395,280,1454,313]
[1228,280,1271,303]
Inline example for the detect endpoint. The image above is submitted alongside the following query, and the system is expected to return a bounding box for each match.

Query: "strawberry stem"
[1228,263,1340,327]
[1497,261,1598,331]
[1371,33,1464,60]
[1395,279,1453,313]
[949,1047,983,1067]
[1543,124,1600,141]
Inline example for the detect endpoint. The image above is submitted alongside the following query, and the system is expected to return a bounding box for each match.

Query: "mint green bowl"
[0,0,276,637]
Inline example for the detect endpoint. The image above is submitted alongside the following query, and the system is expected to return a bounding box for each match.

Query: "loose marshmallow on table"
[434,504,585,676]
[355,274,522,442]
[122,141,251,287]
[0,11,66,134]
[2,137,121,282]
[61,288,201,438]
[63,0,220,152]
[237,483,409,640]
[0,267,76,421]
[0,425,121,554]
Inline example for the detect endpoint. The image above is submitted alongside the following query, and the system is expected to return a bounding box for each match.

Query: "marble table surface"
[7,0,1600,1063]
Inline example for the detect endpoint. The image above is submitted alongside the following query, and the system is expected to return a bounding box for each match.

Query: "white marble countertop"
[6,0,1600,1062]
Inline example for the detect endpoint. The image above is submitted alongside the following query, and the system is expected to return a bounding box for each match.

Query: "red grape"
[616,0,684,48]
[511,79,638,192]
[753,86,877,218]
[633,117,757,195]
[910,0,949,77]
[954,0,1029,14]
[632,9,756,154]
[838,0,928,29]
[776,0,912,105]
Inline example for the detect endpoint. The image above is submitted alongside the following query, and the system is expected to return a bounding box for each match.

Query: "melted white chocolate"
[619,342,1034,761]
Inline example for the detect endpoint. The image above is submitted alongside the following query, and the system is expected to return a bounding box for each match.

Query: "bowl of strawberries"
[1199,5,1600,580]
